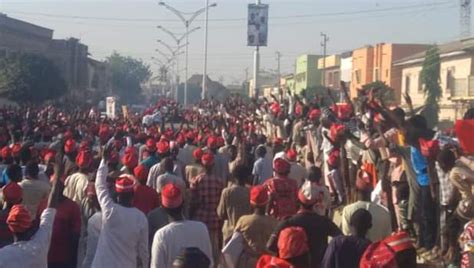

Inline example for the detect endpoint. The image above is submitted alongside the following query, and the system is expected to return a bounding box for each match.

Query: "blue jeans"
[418,185,436,249]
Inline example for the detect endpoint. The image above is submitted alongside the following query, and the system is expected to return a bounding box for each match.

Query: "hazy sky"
[0,0,465,84]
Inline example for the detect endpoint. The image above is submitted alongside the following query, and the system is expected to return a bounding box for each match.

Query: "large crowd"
[0,84,473,268]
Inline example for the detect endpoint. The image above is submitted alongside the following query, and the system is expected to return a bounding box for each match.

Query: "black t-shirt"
[270,211,342,268]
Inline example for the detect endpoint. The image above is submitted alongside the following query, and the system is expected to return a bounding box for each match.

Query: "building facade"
[396,38,474,123]
[318,55,341,89]
[0,14,110,95]
[351,43,429,103]
[294,54,322,95]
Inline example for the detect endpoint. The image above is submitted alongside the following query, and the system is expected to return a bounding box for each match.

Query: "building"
[395,38,474,123]
[318,55,341,88]
[294,54,322,95]
[351,43,429,102]
[248,71,279,98]
[0,13,52,55]
[340,51,353,90]
[0,14,109,94]
[88,58,112,95]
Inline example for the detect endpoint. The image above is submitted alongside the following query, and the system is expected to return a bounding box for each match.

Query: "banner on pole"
[106,96,116,119]
[247,4,269,47]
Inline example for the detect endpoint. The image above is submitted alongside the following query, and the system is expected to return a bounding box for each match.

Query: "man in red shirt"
[0,181,22,248]
[263,157,298,220]
[133,164,160,214]
[37,179,81,268]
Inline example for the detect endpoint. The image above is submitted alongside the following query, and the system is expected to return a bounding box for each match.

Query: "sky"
[0,0,466,85]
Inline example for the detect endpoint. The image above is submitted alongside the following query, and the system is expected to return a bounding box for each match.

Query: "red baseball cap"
[157,140,170,154]
[64,139,77,154]
[250,185,269,207]
[7,204,32,233]
[76,150,93,169]
[115,174,135,193]
[297,181,318,205]
[133,164,149,182]
[286,149,297,162]
[161,183,183,208]
[2,182,22,204]
[273,157,291,174]
[193,147,203,160]
[201,152,214,167]
[277,226,309,259]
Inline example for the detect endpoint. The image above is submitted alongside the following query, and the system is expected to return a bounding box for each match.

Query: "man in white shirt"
[176,133,197,168]
[151,183,213,268]
[63,150,92,206]
[0,162,61,268]
[252,145,273,185]
[91,149,149,268]
[155,157,186,194]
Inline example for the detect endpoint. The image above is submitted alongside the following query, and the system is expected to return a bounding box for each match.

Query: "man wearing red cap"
[19,161,51,220]
[217,164,251,244]
[286,149,307,188]
[0,166,61,267]
[154,157,186,195]
[151,183,213,268]
[263,157,298,220]
[91,148,148,268]
[177,132,197,168]
[234,185,278,268]
[185,147,204,185]
[190,152,224,266]
[64,150,92,206]
[63,139,78,177]
[37,177,81,268]
[0,182,22,248]
[258,226,310,268]
[207,136,230,184]
[132,164,160,214]
[267,181,341,268]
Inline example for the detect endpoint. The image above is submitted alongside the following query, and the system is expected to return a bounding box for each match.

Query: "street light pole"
[158,1,216,105]
[202,0,210,100]
[253,0,261,99]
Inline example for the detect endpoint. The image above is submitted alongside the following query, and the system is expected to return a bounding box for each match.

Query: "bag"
[222,232,244,268]
[457,197,474,221]
[418,138,440,159]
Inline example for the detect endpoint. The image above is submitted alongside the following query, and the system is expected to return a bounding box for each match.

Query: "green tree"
[360,81,395,103]
[106,52,151,102]
[0,53,67,103]
[420,46,442,128]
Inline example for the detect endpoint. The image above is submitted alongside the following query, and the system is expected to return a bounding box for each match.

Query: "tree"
[106,52,151,102]
[0,53,67,103]
[360,81,395,103]
[420,46,442,128]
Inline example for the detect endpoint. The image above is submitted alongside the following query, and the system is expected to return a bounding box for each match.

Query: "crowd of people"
[0,83,473,268]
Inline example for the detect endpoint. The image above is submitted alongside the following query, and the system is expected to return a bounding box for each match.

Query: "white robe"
[150,220,213,268]
[0,208,56,268]
[91,161,149,268]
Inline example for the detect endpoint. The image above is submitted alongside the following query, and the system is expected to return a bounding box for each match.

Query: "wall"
[340,56,352,82]
[295,54,322,95]
[351,46,374,98]
[400,54,474,122]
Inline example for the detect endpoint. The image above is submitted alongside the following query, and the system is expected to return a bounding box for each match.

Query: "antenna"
[461,0,472,38]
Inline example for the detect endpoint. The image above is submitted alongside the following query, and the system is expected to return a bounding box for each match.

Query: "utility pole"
[202,0,210,100]
[320,32,329,87]
[275,51,282,89]
[253,0,261,99]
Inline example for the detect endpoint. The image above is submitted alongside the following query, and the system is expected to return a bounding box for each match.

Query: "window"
[405,75,411,95]
[374,68,380,81]
[418,74,424,93]
[355,70,361,84]
[446,67,455,93]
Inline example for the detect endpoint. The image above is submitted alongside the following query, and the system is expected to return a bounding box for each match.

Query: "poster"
[106,96,116,119]
[247,4,269,47]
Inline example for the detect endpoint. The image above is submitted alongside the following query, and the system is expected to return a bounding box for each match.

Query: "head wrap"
[201,152,215,167]
[161,183,183,208]
[115,174,135,193]
[273,157,291,174]
[6,204,32,233]
[2,182,22,204]
[250,185,269,207]
[277,226,309,259]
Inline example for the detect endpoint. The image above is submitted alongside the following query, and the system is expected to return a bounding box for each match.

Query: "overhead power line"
[3,1,452,23]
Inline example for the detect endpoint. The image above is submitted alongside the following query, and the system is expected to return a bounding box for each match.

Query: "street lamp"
[202,1,217,100]
[158,1,217,105]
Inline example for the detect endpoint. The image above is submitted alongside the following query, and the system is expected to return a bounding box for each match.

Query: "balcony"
[451,77,474,99]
